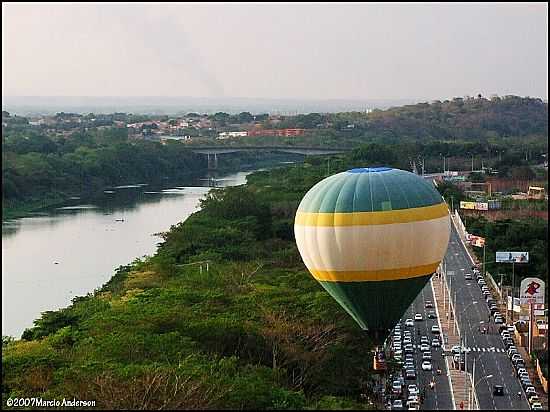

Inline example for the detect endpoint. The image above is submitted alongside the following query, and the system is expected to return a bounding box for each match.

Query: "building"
[247,128,307,137]
[217,131,248,139]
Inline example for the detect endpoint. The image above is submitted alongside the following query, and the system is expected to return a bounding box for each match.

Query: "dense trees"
[2,130,206,215]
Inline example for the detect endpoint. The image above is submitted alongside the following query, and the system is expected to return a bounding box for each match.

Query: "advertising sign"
[496,251,529,263]
[460,201,476,210]
[507,296,521,312]
[520,278,545,305]
[475,202,488,211]
[469,235,485,248]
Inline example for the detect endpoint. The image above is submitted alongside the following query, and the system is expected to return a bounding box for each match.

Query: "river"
[1,170,257,338]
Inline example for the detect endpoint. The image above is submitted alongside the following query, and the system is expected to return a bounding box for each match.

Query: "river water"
[2,170,255,338]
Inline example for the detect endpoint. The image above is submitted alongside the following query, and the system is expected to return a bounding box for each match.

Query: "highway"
[390,278,454,410]
[444,225,531,410]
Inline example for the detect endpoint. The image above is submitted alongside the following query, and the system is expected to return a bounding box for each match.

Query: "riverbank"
[2,153,302,221]
[2,161,379,410]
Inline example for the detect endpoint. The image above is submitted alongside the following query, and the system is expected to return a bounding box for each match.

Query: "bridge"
[188,145,352,169]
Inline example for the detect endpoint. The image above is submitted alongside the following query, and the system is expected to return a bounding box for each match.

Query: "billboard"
[475,202,488,211]
[460,201,476,210]
[496,251,529,263]
[469,235,485,248]
[520,277,545,305]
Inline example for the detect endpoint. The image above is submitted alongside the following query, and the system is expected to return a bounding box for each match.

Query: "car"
[405,369,416,380]
[494,317,504,324]
[414,313,423,321]
[508,348,518,357]
[432,338,440,348]
[493,385,504,396]
[394,343,402,350]
[511,354,523,362]
[422,351,432,360]
[405,353,414,360]
[501,332,511,339]
[403,337,412,345]
[404,344,414,354]
[404,362,415,371]
[420,336,429,344]
[405,319,414,327]
[425,301,434,308]
[531,402,543,410]
[525,386,537,396]
[521,380,533,389]
[408,384,419,396]
[420,343,430,352]
[519,373,530,381]
[490,307,499,315]
[392,380,402,394]
[515,360,526,369]
[528,395,540,404]
[517,367,527,374]
[504,338,514,347]
[421,360,432,371]
[392,399,403,409]
[507,325,515,333]
[427,312,437,319]
[451,345,462,355]
[464,273,472,280]
[431,325,441,334]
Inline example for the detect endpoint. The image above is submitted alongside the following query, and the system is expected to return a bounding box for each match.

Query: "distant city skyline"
[2,2,548,101]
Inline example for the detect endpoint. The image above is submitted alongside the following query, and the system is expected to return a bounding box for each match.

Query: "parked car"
[431,325,440,334]
[392,399,404,409]
[495,317,504,324]
[464,273,472,280]
[414,313,423,321]
[392,380,402,394]
[421,360,432,371]
[408,384,419,396]
[422,352,432,360]
[405,369,416,380]
[431,338,440,348]
[528,395,540,404]
[405,319,414,327]
[425,301,434,308]
[420,336,429,344]
[427,311,437,319]
[420,343,430,352]
[525,385,536,395]
[531,402,543,410]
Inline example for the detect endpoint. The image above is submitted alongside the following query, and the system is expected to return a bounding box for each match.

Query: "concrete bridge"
[188,145,352,169]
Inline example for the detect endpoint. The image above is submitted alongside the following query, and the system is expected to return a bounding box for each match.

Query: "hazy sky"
[2,2,548,100]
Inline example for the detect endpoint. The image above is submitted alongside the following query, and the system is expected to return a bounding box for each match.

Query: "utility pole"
[471,154,474,172]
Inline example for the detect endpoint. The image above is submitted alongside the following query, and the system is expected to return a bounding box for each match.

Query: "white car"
[531,402,543,410]
[403,337,412,345]
[432,338,440,348]
[451,345,462,355]
[431,325,440,334]
[420,343,430,352]
[414,313,423,321]
[408,384,419,396]
[392,399,403,409]
[421,360,432,371]
[405,318,414,327]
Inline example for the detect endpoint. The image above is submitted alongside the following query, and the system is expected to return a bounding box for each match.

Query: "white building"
[217,131,248,139]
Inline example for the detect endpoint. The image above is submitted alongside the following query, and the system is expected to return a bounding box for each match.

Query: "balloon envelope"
[294,167,450,337]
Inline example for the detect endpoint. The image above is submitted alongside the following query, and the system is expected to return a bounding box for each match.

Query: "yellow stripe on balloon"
[309,262,440,282]
[295,203,448,227]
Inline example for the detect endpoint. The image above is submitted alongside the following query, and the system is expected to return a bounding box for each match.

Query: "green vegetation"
[2,128,206,217]
[3,158,389,410]
[463,214,548,291]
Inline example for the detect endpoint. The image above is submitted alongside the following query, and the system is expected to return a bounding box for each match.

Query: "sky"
[2,2,548,101]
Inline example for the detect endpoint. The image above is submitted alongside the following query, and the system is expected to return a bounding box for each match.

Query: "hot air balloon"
[294,167,450,346]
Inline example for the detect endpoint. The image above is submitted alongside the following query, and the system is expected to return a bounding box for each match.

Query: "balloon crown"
[347,167,393,173]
